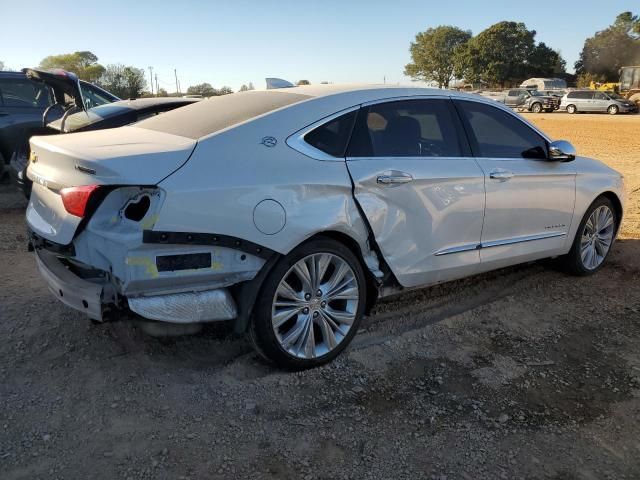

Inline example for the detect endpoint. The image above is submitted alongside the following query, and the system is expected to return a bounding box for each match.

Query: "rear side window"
[0,78,51,108]
[455,100,547,159]
[136,91,312,139]
[347,99,463,158]
[304,110,357,157]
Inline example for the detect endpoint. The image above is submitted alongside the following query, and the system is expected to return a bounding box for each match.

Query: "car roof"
[135,84,515,140]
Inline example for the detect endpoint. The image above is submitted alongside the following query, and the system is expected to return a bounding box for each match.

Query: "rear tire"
[558,197,618,276]
[249,238,367,370]
[566,104,577,114]
[607,104,619,115]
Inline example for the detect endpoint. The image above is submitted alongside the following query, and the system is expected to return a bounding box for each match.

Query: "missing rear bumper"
[35,249,112,321]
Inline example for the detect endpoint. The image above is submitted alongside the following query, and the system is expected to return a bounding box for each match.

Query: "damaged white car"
[26,85,624,369]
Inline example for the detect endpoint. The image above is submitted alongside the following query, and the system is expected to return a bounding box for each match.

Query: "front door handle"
[489,169,513,182]
[377,172,414,186]
[0,111,8,116]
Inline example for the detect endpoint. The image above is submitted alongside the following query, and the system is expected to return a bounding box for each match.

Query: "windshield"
[529,91,544,97]
[607,92,624,100]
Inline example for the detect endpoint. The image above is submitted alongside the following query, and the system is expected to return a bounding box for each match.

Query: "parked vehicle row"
[0,69,119,178]
[25,84,625,369]
[503,88,561,113]
[560,90,638,114]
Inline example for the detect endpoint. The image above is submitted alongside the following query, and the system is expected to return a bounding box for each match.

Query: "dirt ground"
[1,113,639,480]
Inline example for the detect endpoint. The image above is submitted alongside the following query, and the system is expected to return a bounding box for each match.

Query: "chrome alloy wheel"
[271,253,359,359]
[581,205,615,270]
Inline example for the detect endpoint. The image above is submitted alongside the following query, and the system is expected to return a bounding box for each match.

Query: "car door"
[345,97,486,288]
[582,91,596,111]
[593,92,608,112]
[454,99,576,271]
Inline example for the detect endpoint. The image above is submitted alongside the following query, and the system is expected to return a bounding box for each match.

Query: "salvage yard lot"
[1,113,639,479]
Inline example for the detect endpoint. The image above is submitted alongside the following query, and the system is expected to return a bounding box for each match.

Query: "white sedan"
[26,85,625,369]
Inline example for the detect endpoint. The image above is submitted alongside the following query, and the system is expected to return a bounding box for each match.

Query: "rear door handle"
[0,111,8,116]
[377,172,413,186]
[489,169,513,182]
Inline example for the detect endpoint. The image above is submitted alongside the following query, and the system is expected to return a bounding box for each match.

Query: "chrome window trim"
[285,105,361,161]
[361,94,451,106]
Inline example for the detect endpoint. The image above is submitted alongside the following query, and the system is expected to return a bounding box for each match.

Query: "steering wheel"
[419,141,444,157]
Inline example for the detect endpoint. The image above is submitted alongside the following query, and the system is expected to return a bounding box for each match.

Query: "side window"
[347,99,463,158]
[80,84,115,109]
[594,92,607,100]
[304,110,357,157]
[456,100,547,159]
[0,78,51,108]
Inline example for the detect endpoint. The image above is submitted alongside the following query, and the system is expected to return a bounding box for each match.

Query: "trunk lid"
[23,68,86,111]
[26,126,196,245]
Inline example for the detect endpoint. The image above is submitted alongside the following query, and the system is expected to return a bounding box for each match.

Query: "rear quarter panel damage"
[72,186,266,297]
[153,112,382,279]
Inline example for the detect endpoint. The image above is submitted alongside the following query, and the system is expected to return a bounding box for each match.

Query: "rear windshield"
[135,90,312,139]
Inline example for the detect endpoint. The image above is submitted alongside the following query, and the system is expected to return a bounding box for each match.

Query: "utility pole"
[155,74,159,97]
[148,66,154,95]
[174,69,179,95]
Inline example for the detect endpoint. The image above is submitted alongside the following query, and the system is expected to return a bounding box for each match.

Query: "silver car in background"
[561,90,638,114]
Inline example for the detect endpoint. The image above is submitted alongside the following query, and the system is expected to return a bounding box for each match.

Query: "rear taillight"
[60,185,101,218]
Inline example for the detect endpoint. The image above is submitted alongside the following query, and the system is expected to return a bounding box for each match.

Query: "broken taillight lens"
[60,185,101,218]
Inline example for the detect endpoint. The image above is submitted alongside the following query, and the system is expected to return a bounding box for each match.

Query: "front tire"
[531,102,542,113]
[608,105,619,115]
[566,104,577,114]
[560,197,618,276]
[249,238,367,369]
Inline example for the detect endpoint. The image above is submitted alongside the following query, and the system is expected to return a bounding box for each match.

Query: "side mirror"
[548,140,576,162]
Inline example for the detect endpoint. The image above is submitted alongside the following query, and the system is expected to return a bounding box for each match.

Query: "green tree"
[0,60,6,71]
[39,51,105,82]
[404,26,471,88]
[97,64,146,99]
[527,42,566,77]
[216,86,233,95]
[575,11,640,80]
[296,79,311,85]
[187,83,217,97]
[456,21,564,87]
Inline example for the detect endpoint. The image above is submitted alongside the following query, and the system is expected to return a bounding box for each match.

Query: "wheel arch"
[232,229,383,334]
[599,191,623,235]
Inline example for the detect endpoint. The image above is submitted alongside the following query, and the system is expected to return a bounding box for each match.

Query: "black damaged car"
[7,68,198,196]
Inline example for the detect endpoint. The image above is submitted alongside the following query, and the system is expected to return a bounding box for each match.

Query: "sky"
[1,0,638,92]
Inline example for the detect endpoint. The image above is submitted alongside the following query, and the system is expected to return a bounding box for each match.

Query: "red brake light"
[60,185,101,218]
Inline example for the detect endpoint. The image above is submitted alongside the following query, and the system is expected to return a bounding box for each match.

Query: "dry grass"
[527,113,640,238]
